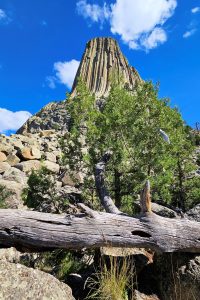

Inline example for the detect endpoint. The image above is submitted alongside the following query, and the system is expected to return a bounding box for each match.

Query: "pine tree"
[61,78,199,212]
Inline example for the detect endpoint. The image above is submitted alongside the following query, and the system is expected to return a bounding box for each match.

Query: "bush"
[22,166,68,213]
[0,184,13,208]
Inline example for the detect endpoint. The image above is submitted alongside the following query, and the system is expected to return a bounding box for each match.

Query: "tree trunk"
[0,209,199,253]
[114,169,121,208]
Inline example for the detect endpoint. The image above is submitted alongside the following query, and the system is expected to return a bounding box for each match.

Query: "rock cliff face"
[17,101,70,135]
[71,37,142,98]
[17,37,142,134]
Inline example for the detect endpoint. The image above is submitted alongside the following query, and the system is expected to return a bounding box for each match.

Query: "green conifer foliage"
[61,79,199,212]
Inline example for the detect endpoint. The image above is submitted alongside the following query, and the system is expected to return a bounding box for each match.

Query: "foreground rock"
[186,203,200,222]
[0,260,75,300]
[155,253,200,300]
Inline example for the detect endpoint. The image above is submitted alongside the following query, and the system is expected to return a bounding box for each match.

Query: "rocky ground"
[0,129,83,210]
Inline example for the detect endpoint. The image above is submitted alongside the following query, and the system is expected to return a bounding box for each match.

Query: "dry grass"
[86,255,137,300]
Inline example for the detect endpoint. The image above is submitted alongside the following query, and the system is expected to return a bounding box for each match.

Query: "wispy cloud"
[76,0,177,51]
[46,76,57,89]
[41,20,47,26]
[0,108,32,133]
[77,0,110,27]
[183,29,196,38]
[0,8,11,24]
[191,7,200,14]
[46,59,80,89]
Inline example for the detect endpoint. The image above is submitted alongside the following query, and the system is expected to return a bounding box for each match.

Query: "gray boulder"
[186,203,200,222]
[0,261,75,300]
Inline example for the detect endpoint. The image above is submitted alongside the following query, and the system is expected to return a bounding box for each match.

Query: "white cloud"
[0,8,10,24]
[0,9,6,20]
[183,29,196,38]
[54,60,80,88]
[46,76,57,89]
[0,108,32,133]
[110,0,177,50]
[76,0,110,26]
[141,27,167,50]
[76,0,177,51]
[191,7,200,14]
[46,59,80,89]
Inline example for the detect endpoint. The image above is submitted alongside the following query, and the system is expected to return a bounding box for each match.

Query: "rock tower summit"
[17,37,142,134]
[71,37,141,98]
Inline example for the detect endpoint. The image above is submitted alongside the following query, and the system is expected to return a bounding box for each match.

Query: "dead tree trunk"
[0,208,199,253]
[0,153,199,253]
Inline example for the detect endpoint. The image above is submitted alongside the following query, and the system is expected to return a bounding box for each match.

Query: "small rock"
[0,162,11,174]
[133,290,160,300]
[40,130,56,137]
[31,146,41,159]
[43,161,60,173]
[15,160,41,173]
[44,152,57,162]
[62,172,84,187]
[0,152,7,162]
[0,141,12,154]
[6,154,20,166]
[186,204,200,222]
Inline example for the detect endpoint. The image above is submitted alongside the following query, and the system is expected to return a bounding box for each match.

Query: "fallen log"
[0,208,199,253]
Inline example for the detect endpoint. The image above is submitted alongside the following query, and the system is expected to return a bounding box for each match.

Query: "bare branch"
[140,180,152,214]
[95,151,122,214]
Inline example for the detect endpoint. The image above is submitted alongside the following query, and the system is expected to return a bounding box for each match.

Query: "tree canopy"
[61,78,200,212]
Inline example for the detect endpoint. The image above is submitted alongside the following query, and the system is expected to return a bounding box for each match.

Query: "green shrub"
[22,166,68,213]
[0,184,13,208]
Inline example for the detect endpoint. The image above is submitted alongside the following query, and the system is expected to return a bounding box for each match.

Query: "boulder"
[155,253,200,300]
[133,290,160,300]
[134,201,177,218]
[15,160,41,173]
[0,152,7,162]
[43,160,60,173]
[40,130,56,137]
[31,146,41,159]
[44,152,57,162]
[0,179,25,208]
[0,141,13,154]
[0,261,75,300]
[12,140,24,151]
[20,147,41,160]
[0,247,21,263]
[62,171,84,187]
[3,167,27,185]
[186,204,200,222]
[6,154,20,166]
[0,162,11,174]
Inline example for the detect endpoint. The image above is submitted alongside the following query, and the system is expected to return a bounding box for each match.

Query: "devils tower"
[71,37,141,98]
[17,37,142,134]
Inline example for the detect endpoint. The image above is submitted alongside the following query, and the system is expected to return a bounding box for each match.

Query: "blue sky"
[0,0,200,133]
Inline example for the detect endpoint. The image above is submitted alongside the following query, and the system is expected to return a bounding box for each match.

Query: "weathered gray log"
[0,209,200,253]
